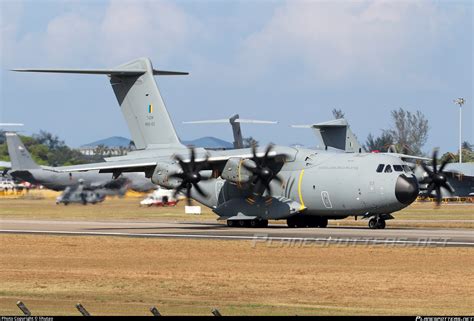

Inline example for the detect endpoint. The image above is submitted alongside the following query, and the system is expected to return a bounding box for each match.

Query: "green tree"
[384,108,429,156]
[332,108,345,119]
[364,132,393,152]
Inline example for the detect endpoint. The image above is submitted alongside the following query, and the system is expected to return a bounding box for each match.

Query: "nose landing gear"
[367,214,393,229]
[368,217,386,229]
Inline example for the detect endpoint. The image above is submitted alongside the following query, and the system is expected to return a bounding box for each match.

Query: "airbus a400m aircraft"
[13,57,451,229]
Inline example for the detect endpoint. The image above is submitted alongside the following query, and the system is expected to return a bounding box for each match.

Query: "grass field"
[1,195,472,228]
[0,196,472,315]
[0,234,472,316]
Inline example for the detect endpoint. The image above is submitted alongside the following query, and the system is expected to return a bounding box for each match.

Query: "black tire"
[306,217,316,227]
[318,217,328,228]
[238,220,248,227]
[287,217,297,228]
[368,218,377,229]
[250,220,259,228]
[295,216,308,228]
[260,220,268,228]
[227,220,235,227]
[376,219,386,229]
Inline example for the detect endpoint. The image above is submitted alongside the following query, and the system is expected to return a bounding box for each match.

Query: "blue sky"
[1,0,472,155]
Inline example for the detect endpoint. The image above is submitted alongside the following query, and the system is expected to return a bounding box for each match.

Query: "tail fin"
[5,132,40,170]
[183,114,277,149]
[13,57,187,150]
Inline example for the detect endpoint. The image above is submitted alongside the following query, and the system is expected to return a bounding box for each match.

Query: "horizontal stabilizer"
[235,119,278,124]
[12,68,188,76]
[0,123,24,130]
[183,119,277,124]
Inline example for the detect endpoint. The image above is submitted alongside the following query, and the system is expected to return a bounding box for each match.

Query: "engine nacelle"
[151,162,182,189]
[221,157,255,185]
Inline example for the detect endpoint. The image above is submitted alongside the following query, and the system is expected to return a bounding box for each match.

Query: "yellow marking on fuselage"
[297,169,305,210]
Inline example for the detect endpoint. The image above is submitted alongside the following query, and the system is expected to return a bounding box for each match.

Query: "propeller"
[421,150,454,205]
[242,144,283,197]
[170,147,210,206]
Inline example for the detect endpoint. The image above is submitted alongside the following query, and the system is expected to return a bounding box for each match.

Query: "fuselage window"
[384,165,392,173]
[403,165,412,173]
[393,165,403,172]
[376,164,385,172]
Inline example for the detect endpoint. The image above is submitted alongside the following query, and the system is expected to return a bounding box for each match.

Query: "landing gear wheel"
[238,220,248,227]
[307,217,320,228]
[287,217,297,228]
[368,218,377,229]
[318,217,328,228]
[227,220,235,227]
[375,219,386,229]
[250,220,259,228]
[259,220,269,228]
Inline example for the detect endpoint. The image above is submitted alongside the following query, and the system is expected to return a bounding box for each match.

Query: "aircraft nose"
[395,174,419,205]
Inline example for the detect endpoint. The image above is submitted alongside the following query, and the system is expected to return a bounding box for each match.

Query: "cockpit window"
[384,165,392,173]
[393,165,403,172]
[403,165,412,173]
[376,164,385,173]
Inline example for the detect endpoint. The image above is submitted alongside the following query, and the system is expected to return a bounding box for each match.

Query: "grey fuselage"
[10,169,155,192]
[187,146,418,219]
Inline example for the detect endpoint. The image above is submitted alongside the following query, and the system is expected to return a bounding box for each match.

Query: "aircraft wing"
[50,147,288,174]
[51,158,158,173]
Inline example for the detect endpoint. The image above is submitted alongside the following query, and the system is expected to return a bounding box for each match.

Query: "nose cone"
[395,175,419,205]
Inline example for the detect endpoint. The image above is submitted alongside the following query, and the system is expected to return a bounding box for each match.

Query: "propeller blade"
[264,180,273,197]
[441,181,455,194]
[242,163,258,174]
[186,184,192,206]
[435,185,441,205]
[173,182,185,199]
[195,155,209,172]
[426,182,435,197]
[193,182,208,198]
[190,148,196,171]
[439,159,450,173]
[432,150,438,174]
[174,154,189,172]
[169,173,185,180]
[264,143,274,159]
[421,162,434,177]
[272,174,284,185]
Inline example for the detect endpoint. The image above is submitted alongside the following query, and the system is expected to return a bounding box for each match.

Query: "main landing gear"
[227,219,268,228]
[286,216,328,228]
[368,217,386,229]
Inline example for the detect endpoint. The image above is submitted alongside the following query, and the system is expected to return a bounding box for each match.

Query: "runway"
[1,219,473,247]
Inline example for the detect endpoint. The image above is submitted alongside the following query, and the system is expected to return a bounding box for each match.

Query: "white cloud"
[1,0,199,68]
[239,0,462,86]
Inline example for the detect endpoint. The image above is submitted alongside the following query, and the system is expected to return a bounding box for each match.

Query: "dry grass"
[0,234,472,315]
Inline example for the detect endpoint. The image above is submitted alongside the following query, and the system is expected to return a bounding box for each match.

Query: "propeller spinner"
[242,144,283,197]
[170,148,210,206]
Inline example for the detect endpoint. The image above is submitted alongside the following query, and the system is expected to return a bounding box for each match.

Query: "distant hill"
[81,136,233,149]
[182,137,233,149]
[81,136,132,148]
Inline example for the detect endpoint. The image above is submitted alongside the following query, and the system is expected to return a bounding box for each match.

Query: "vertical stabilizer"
[5,132,40,170]
[12,57,188,150]
[109,58,185,149]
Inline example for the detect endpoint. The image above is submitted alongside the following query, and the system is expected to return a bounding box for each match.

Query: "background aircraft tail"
[13,57,187,150]
[5,132,41,170]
